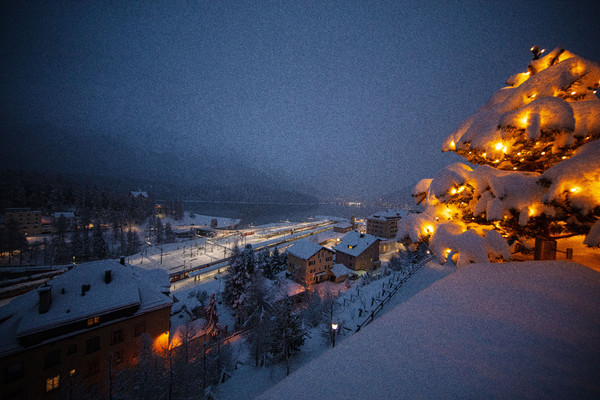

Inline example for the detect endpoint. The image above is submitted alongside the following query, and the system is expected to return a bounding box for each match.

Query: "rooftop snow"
[333,231,379,257]
[286,239,329,260]
[368,209,408,220]
[329,263,356,278]
[0,260,171,355]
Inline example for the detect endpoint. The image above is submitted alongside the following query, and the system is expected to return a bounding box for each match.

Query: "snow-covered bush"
[400,47,600,263]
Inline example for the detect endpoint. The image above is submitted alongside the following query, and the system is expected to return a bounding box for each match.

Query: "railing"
[355,255,434,333]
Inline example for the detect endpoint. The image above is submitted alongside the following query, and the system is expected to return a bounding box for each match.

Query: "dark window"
[112,350,123,365]
[86,360,100,377]
[67,344,77,355]
[4,363,23,383]
[134,321,146,337]
[111,328,124,345]
[86,337,100,354]
[44,349,61,369]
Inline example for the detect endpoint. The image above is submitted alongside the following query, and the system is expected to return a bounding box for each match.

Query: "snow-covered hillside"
[258,261,600,399]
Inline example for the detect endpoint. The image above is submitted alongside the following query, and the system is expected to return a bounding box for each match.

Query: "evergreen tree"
[400,47,600,263]
[92,222,109,259]
[154,218,164,244]
[70,224,85,262]
[242,271,274,366]
[223,244,249,320]
[165,222,176,243]
[269,247,287,277]
[256,250,272,278]
[203,294,220,339]
[269,298,306,376]
[126,228,141,256]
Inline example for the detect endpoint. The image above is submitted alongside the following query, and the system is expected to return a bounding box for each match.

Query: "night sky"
[2,1,599,199]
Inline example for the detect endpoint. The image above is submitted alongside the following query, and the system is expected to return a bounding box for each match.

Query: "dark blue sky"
[2,1,599,199]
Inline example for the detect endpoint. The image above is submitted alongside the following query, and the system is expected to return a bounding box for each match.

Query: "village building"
[328,263,357,283]
[4,208,43,236]
[366,209,408,239]
[0,259,172,400]
[286,239,335,284]
[334,231,380,271]
[333,221,353,234]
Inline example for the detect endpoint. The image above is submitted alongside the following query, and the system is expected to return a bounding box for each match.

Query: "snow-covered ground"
[256,260,600,399]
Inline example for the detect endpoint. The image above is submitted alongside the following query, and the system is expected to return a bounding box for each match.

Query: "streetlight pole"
[331,323,338,348]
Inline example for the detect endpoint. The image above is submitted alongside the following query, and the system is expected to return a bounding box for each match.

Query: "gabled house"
[0,259,172,399]
[286,240,335,284]
[334,231,380,271]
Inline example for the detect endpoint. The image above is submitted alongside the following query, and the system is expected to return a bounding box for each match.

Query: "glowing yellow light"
[519,115,528,126]
[482,152,487,158]
[523,71,530,76]
[530,46,535,51]
[494,142,503,151]
[571,91,576,95]
[450,188,457,195]
[450,140,456,149]
[570,187,581,193]
[457,186,465,193]
[528,207,535,217]
[530,93,536,98]
[502,146,508,153]
[541,151,545,155]
[562,156,567,159]
[494,159,500,163]
[423,225,435,235]
[541,49,545,53]
[520,158,525,162]
[513,167,518,170]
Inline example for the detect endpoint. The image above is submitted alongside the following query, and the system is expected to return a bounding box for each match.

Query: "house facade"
[334,231,380,271]
[0,259,172,400]
[287,240,334,284]
[4,208,43,235]
[366,209,407,239]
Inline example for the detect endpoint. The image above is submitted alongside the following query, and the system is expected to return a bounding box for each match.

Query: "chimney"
[119,256,125,265]
[38,284,52,314]
[105,270,112,284]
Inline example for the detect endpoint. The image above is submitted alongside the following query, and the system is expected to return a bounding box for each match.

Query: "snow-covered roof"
[52,211,75,218]
[329,263,356,278]
[334,221,353,229]
[0,260,172,356]
[258,261,600,399]
[368,209,408,221]
[287,239,330,260]
[333,231,379,257]
[130,191,149,198]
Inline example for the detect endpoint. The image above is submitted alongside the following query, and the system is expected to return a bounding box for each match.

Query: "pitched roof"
[0,260,171,356]
[330,263,356,278]
[368,209,408,221]
[333,231,380,257]
[287,239,331,260]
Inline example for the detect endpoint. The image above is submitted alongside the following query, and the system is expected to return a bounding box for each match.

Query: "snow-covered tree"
[399,47,600,265]
[242,271,275,366]
[164,222,176,243]
[203,294,220,339]
[223,244,250,319]
[269,298,306,376]
[126,228,141,256]
[92,222,109,259]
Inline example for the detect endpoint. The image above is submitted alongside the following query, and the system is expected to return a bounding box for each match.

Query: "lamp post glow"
[331,323,338,348]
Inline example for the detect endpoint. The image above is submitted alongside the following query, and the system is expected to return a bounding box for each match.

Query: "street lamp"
[331,323,338,348]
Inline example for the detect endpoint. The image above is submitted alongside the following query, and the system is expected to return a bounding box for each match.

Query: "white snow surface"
[286,239,328,260]
[258,261,600,399]
[443,48,600,154]
[333,231,379,257]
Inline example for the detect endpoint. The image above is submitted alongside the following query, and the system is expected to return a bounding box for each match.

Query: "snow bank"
[258,261,600,400]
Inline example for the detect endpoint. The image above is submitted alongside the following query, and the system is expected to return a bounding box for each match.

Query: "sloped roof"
[0,260,172,356]
[287,239,332,260]
[329,263,356,278]
[333,231,379,257]
[368,209,408,221]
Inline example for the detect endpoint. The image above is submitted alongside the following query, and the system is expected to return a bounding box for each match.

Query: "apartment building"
[287,239,335,284]
[0,259,172,399]
[366,209,407,239]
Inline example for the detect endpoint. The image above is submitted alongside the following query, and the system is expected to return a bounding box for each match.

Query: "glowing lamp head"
[450,140,456,150]
[331,323,338,330]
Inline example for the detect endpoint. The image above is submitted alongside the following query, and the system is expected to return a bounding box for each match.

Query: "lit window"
[87,316,100,327]
[46,374,60,392]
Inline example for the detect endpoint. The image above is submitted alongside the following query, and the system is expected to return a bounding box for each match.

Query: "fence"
[354,255,434,333]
